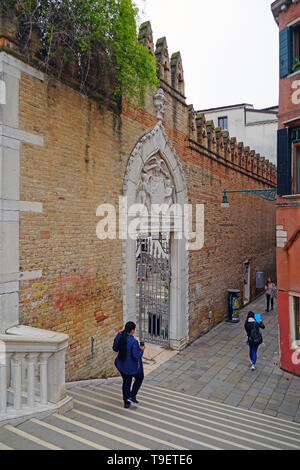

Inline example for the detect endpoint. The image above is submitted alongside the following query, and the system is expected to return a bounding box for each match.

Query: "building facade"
[197,104,278,166]
[0,13,277,386]
[272,0,300,376]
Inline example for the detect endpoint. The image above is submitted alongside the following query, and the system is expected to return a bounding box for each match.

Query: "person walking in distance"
[244,311,265,370]
[113,321,145,408]
[265,277,276,312]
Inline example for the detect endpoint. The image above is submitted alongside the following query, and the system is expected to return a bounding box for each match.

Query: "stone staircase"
[0,382,300,450]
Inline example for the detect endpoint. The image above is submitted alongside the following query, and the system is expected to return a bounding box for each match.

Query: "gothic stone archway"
[122,120,189,350]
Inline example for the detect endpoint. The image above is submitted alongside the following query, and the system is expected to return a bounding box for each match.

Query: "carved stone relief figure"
[136,154,175,208]
[136,172,151,210]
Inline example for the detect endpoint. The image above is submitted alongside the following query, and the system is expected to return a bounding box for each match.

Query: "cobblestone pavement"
[144,294,300,423]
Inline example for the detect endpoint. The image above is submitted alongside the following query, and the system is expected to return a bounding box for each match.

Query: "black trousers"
[121,372,144,404]
[266,294,274,311]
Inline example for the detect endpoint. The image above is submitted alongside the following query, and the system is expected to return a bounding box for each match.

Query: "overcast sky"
[134,0,279,111]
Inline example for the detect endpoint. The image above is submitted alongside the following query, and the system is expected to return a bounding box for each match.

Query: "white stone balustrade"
[0,325,72,424]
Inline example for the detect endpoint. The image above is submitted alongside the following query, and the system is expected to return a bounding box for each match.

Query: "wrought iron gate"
[136,234,171,346]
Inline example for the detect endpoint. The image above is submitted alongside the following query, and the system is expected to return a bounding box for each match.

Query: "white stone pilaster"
[12,352,24,410]
[26,352,39,407]
[39,352,52,405]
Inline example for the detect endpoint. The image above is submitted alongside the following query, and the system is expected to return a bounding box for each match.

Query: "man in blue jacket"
[113,321,145,408]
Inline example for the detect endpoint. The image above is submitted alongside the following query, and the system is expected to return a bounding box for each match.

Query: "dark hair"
[117,321,136,360]
[244,311,255,328]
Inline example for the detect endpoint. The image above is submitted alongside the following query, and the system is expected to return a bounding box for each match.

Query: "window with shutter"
[294,25,300,62]
[280,27,293,78]
[292,142,300,194]
[277,128,292,196]
[294,297,300,342]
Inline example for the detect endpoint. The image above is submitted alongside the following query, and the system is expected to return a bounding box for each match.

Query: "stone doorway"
[122,120,189,350]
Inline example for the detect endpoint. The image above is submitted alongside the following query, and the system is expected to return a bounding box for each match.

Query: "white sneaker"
[250,364,255,371]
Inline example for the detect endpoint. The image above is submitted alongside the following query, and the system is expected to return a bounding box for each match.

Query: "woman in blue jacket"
[113,321,145,408]
[244,311,265,371]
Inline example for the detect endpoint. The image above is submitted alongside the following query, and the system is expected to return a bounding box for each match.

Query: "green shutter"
[277,128,291,196]
[280,27,293,78]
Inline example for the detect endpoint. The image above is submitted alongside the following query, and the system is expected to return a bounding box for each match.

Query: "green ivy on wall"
[1,0,158,105]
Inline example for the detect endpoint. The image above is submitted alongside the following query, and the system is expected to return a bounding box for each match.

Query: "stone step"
[0,383,299,450]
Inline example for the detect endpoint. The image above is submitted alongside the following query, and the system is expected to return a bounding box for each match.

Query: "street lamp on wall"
[221,192,230,208]
[221,189,277,208]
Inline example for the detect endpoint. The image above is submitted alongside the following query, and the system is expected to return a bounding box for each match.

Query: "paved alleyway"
[144,294,300,423]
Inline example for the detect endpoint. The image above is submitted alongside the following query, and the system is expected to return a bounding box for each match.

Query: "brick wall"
[14,70,276,380]
[276,1,300,129]
[278,1,300,30]
[185,151,276,340]
[273,1,300,377]
[1,17,276,381]
[18,77,126,380]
